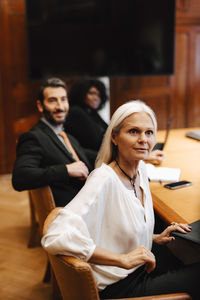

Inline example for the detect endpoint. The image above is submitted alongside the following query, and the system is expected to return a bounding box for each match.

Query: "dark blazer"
[64,105,108,151]
[12,120,95,206]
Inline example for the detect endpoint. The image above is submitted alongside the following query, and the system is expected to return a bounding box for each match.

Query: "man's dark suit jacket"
[12,120,95,206]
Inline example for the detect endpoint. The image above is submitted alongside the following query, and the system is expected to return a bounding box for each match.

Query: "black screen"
[25,0,175,79]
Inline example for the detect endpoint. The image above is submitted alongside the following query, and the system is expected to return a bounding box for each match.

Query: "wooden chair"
[27,192,40,248]
[28,186,56,248]
[28,186,57,282]
[43,209,191,300]
[28,187,64,300]
[13,113,42,249]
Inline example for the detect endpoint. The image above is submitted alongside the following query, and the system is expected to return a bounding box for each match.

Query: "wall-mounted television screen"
[25,0,175,79]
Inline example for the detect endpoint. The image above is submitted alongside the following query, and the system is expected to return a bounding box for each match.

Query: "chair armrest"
[43,207,63,235]
[106,293,191,300]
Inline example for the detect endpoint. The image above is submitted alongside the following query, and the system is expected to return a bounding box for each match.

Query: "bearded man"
[12,78,95,206]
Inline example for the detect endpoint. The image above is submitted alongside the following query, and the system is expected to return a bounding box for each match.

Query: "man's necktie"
[59,131,80,161]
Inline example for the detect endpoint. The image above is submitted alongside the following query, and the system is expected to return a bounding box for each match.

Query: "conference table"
[150,127,200,225]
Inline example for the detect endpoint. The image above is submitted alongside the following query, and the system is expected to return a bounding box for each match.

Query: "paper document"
[146,163,181,182]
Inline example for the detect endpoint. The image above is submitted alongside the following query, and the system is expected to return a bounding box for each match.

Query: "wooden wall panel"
[0,0,41,173]
[110,76,172,130]
[176,0,200,23]
[136,94,171,131]
[172,27,190,128]
[0,0,14,173]
[174,25,200,127]
[0,0,27,172]
[0,2,7,173]
[0,73,7,173]
[187,27,200,126]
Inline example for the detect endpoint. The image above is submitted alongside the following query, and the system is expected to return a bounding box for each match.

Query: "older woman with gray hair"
[42,100,199,299]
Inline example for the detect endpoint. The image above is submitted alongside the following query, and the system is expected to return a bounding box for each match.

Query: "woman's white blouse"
[42,162,155,290]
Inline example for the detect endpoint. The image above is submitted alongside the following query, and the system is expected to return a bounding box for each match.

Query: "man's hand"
[66,161,89,180]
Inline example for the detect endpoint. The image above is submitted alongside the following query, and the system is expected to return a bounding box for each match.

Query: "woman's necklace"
[115,160,138,198]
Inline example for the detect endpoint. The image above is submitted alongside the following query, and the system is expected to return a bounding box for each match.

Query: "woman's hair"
[95,100,157,168]
[68,79,107,110]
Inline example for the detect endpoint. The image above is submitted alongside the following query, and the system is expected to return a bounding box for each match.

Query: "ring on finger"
[171,222,178,226]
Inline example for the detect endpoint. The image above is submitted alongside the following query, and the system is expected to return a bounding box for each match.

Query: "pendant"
[131,182,137,198]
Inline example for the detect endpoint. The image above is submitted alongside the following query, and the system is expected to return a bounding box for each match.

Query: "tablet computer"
[171,219,200,245]
[185,130,200,141]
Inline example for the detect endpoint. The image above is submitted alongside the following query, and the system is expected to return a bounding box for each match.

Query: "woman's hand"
[153,222,192,245]
[120,245,156,273]
[89,245,156,274]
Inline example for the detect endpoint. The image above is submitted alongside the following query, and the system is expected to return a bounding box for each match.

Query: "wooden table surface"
[150,127,200,224]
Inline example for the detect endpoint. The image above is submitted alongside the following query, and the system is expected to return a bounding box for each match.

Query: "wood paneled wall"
[0,0,200,173]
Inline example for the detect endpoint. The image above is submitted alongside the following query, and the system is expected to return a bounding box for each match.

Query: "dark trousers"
[99,244,200,299]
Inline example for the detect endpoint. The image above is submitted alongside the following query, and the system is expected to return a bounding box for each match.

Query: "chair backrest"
[14,113,39,143]
[43,207,99,300]
[48,254,100,300]
[29,186,56,235]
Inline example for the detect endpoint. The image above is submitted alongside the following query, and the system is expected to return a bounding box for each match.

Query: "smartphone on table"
[164,180,192,190]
